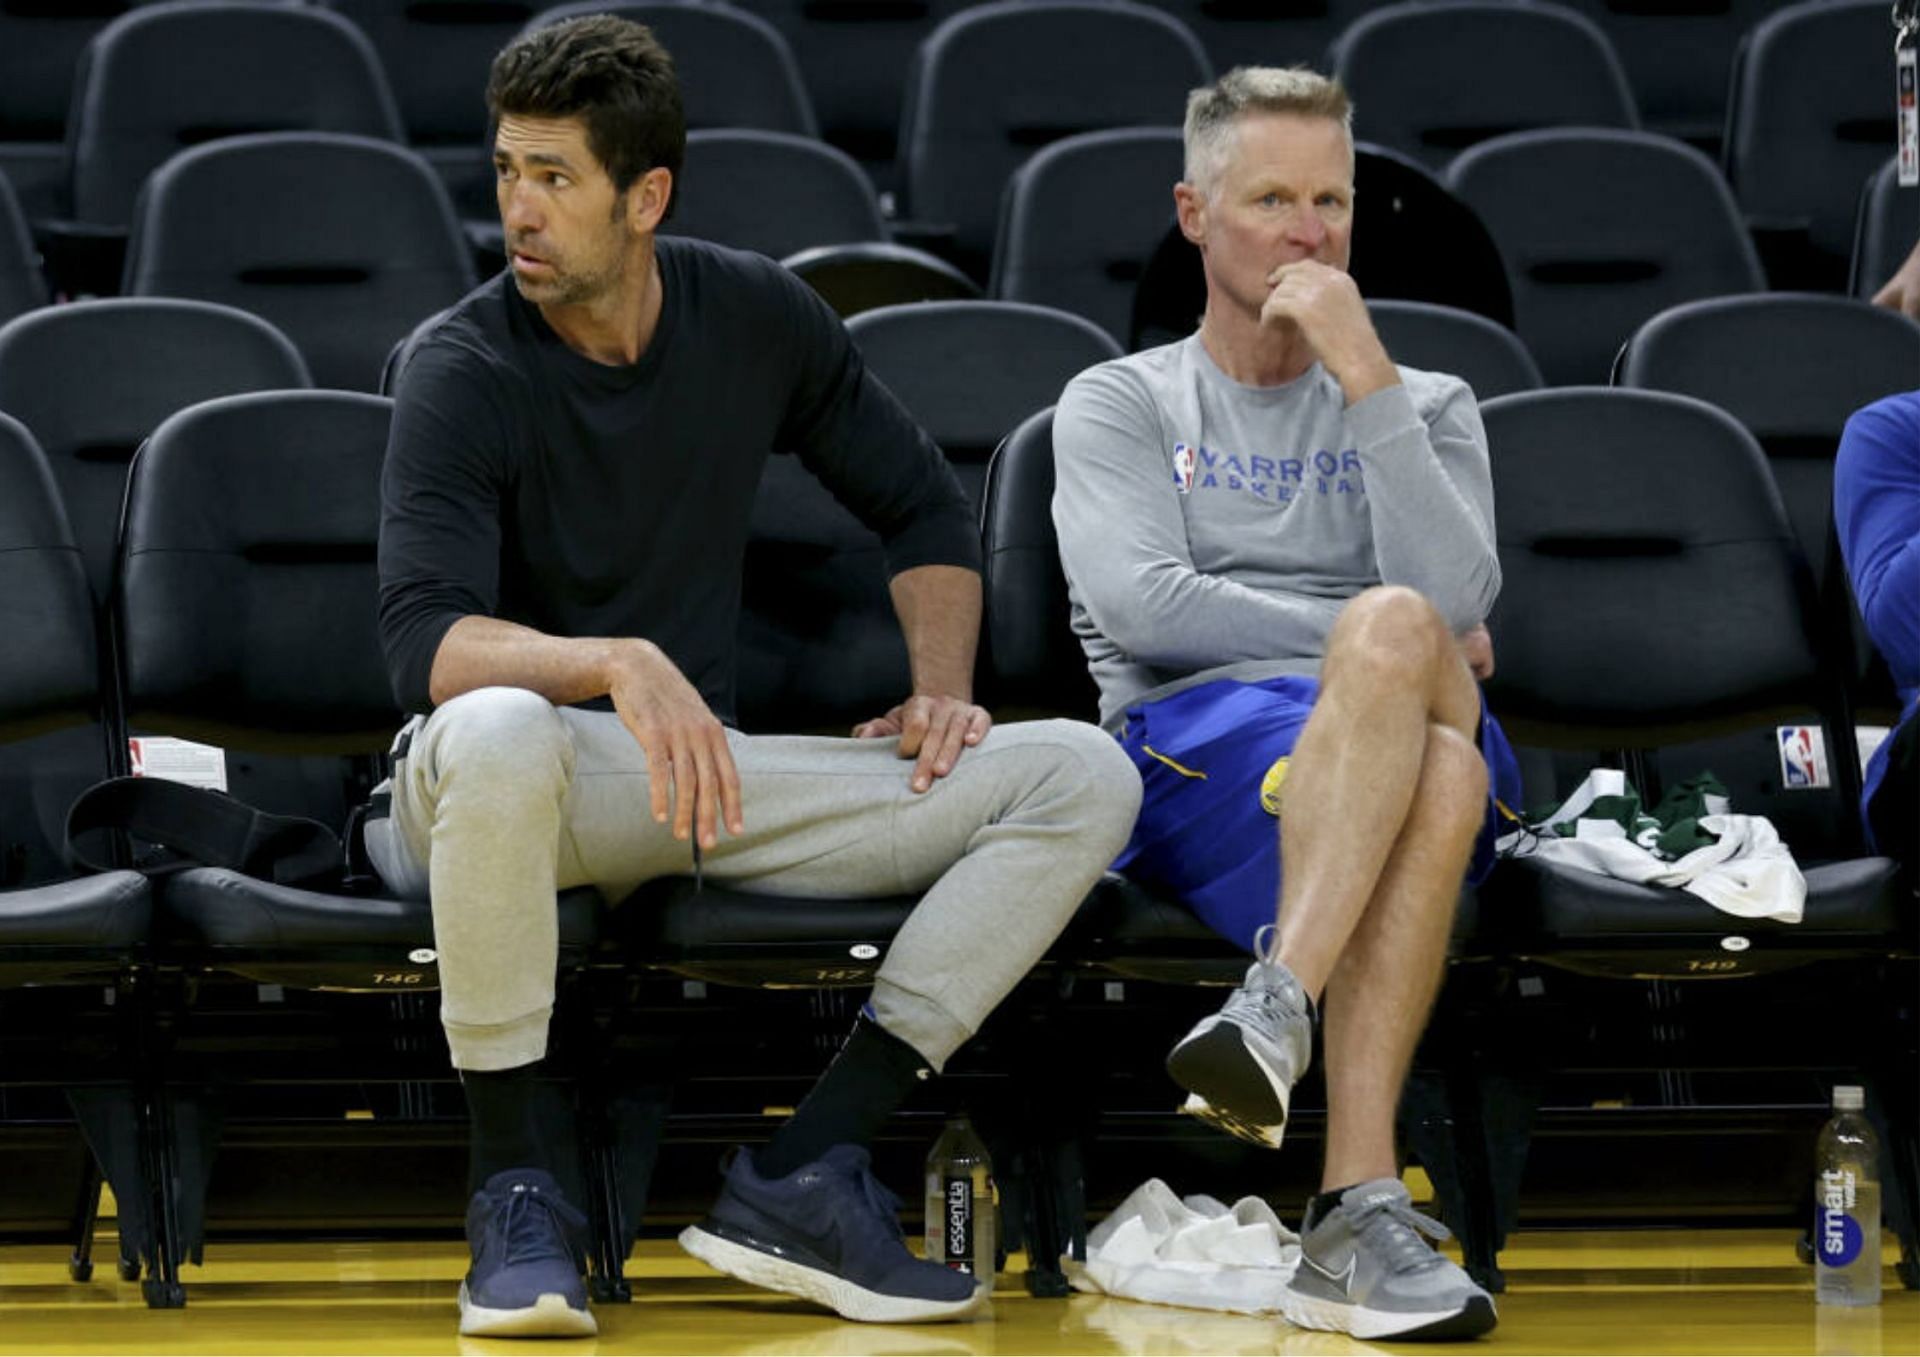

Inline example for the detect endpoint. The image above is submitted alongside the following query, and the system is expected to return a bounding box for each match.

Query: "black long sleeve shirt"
[377,237,978,720]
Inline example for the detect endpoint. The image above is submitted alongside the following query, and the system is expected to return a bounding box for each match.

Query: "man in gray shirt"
[1053,68,1519,1342]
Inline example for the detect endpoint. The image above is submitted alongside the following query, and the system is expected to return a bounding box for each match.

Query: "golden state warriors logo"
[1260,756,1289,815]
[1171,442,1196,495]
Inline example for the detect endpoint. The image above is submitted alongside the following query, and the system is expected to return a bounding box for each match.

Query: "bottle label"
[942,1174,974,1274]
[1818,1169,1864,1268]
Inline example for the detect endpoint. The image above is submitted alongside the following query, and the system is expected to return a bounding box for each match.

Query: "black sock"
[756,1016,930,1178]
[1305,1183,1361,1232]
[462,1060,571,1197]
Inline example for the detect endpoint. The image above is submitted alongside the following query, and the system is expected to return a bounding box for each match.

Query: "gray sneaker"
[1164,942,1311,1150]
[1283,1179,1497,1341]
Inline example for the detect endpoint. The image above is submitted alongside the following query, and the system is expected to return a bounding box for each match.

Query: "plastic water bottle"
[924,1117,996,1279]
[1814,1085,1881,1307]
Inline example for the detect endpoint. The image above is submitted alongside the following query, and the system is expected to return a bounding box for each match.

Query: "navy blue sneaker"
[458,1168,597,1337]
[678,1145,989,1323]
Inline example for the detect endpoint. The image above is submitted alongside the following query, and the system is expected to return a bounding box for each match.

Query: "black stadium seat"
[991,127,1186,347]
[0,1,130,220]
[1472,385,1918,1285]
[66,2,404,232]
[1332,0,1637,173]
[1449,128,1763,385]
[1853,157,1917,303]
[1368,300,1543,402]
[321,0,542,219]
[1724,0,1897,291]
[533,2,817,137]
[1142,0,1374,80]
[123,133,475,392]
[0,167,45,326]
[112,389,616,1291]
[667,130,883,259]
[897,0,1211,279]
[0,298,311,604]
[0,411,160,1301]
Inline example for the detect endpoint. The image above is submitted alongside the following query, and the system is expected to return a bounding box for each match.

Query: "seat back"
[67,2,403,228]
[1132,142,1514,349]
[1449,128,1762,384]
[0,414,97,746]
[321,0,540,217]
[732,0,968,191]
[1140,0,1371,79]
[734,303,1114,730]
[668,130,881,257]
[991,127,1185,346]
[533,2,817,137]
[1332,0,1637,171]
[899,0,1210,275]
[846,300,1120,507]
[0,1,131,217]
[0,298,311,604]
[980,406,1100,720]
[782,241,980,317]
[0,413,110,885]
[1725,0,1894,289]
[1853,157,1917,302]
[1616,294,1920,593]
[0,168,44,326]
[125,133,475,392]
[1557,0,1797,151]
[117,391,398,757]
[1368,300,1542,401]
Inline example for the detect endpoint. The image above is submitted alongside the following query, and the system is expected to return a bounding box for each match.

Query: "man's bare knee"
[1323,586,1451,692]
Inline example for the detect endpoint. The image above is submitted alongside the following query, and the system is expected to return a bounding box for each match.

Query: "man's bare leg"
[1270,586,1482,998]
[1318,723,1484,1188]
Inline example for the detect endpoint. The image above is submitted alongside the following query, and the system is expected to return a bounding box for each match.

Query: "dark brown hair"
[487,13,685,210]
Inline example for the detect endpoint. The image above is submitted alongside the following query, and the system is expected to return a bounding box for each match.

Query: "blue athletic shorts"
[1113,675,1524,955]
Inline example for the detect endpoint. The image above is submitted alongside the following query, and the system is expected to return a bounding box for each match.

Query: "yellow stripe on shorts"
[1140,745,1207,779]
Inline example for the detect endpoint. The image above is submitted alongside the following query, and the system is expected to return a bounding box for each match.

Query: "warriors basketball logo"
[1171,442,1195,494]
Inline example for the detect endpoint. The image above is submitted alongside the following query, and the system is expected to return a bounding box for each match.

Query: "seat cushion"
[1480,855,1910,977]
[616,877,922,988]
[161,869,600,991]
[0,871,150,984]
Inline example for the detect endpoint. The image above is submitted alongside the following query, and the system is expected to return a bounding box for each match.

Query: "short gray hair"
[1183,66,1354,198]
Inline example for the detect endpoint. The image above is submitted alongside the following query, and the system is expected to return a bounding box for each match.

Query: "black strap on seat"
[65,776,345,891]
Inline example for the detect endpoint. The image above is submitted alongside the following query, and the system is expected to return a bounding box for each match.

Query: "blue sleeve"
[1835,390,1920,699]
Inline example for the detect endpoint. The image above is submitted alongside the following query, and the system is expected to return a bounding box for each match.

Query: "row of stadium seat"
[0,128,1909,396]
[0,367,1912,1306]
[0,0,1904,291]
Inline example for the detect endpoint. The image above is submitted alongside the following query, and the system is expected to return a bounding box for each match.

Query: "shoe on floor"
[679,1144,989,1324]
[458,1168,597,1338]
[1165,942,1312,1149]
[1283,1179,1497,1340]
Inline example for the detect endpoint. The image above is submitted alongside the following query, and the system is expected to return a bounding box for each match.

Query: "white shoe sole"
[457,1281,598,1337]
[678,1225,990,1324]
[1282,1288,1496,1340]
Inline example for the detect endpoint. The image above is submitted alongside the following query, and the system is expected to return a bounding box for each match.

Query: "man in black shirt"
[369,14,1139,1339]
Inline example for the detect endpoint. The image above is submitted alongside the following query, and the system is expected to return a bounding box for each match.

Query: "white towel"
[1063,1178,1299,1315]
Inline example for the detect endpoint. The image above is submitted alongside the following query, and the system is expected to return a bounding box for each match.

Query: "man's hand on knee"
[852,695,992,793]
[606,638,743,846]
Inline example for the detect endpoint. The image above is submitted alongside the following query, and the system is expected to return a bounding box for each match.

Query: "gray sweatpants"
[366,687,1141,1073]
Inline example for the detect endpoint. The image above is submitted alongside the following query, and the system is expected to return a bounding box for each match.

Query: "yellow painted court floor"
[0,1231,1916,1356]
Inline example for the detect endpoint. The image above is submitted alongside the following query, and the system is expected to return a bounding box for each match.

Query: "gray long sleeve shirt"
[1053,335,1500,729]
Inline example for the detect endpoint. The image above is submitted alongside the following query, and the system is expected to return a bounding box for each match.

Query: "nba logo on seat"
[1171,443,1195,495]
[1776,725,1830,790]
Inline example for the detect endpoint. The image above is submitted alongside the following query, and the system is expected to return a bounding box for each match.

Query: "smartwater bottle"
[1814,1085,1881,1307]
[924,1117,997,1279]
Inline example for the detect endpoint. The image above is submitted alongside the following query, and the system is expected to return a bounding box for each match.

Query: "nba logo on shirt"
[1777,724,1830,790]
[1171,443,1195,495]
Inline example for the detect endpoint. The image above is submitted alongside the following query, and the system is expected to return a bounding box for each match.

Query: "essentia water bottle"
[1814,1085,1881,1307]
[924,1117,997,1279]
